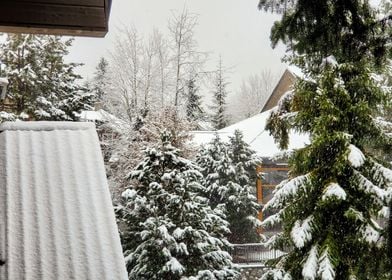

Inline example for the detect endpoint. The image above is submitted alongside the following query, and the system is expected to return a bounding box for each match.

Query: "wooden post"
[256,165,263,234]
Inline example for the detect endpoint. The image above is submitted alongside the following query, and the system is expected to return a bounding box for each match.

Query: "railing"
[232,243,285,265]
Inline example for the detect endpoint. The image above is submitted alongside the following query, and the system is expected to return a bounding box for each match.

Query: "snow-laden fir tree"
[211,57,229,130]
[108,106,195,200]
[116,131,238,279]
[196,131,261,243]
[92,57,109,103]
[258,0,392,279]
[0,34,94,121]
[257,0,297,13]
[227,130,262,243]
[186,75,204,126]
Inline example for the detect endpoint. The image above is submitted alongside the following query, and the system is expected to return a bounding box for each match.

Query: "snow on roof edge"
[0,121,95,132]
[219,110,272,134]
[287,65,304,79]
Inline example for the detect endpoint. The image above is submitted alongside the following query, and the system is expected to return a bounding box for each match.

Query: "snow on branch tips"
[291,216,314,249]
[320,55,338,69]
[264,174,311,210]
[302,245,319,280]
[317,248,335,280]
[344,207,365,223]
[373,116,392,132]
[378,206,390,219]
[370,161,392,188]
[322,183,346,201]
[164,257,185,275]
[274,90,295,116]
[347,144,365,168]
[260,269,292,280]
[353,170,386,205]
[261,209,283,229]
[360,219,382,244]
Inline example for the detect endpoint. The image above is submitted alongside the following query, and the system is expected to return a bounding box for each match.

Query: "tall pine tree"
[186,75,204,126]
[211,57,228,130]
[93,57,109,103]
[258,1,392,279]
[227,130,262,243]
[117,131,238,279]
[0,34,95,121]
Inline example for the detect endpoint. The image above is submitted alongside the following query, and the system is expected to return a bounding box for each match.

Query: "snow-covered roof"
[79,110,104,121]
[287,65,304,79]
[0,121,127,280]
[191,110,309,158]
[79,109,128,133]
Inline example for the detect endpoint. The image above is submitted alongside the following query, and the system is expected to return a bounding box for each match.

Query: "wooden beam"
[13,0,104,7]
[0,0,110,37]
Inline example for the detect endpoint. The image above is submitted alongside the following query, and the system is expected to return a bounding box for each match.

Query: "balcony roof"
[0,0,112,37]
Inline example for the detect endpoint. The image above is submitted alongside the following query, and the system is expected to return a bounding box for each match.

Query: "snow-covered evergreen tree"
[92,57,109,103]
[108,106,194,199]
[196,132,261,243]
[186,75,204,126]
[227,130,262,243]
[211,57,229,130]
[257,0,296,13]
[0,34,94,121]
[117,131,238,279]
[196,135,234,208]
[258,0,392,279]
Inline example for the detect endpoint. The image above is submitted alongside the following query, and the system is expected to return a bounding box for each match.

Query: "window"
[256,164,289,233]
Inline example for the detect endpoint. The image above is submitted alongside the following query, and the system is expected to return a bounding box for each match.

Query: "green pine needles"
[117,131,238,280]
[196,131,262,244]
[0,34,95,121]
[263,61,392,279]
[259,0,392,279]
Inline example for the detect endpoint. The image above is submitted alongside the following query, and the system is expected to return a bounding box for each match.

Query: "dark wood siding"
[0,0,111,37]
[261,70,296,112]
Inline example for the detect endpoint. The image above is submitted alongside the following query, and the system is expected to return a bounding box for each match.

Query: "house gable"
[261,69,296,112]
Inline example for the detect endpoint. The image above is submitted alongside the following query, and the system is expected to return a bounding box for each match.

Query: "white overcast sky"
[67,0,287,92]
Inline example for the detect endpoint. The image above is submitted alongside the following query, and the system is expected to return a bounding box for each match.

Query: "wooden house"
[192,66,309,230]
[261,66,302,112]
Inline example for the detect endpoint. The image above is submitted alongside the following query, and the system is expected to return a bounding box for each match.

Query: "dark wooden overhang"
[0,0,112,37]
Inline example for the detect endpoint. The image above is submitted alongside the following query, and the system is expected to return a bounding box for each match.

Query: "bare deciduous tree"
[106,9,207,127]
[152,29,171,107]
[168,8,205,107]
[228,70,278,122]
[110,26,143,123]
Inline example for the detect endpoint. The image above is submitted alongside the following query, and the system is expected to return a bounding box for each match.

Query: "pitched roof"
[79,109,129,133]
[191,109,309,158]
[261,69,295,113]
[261,65,305,113]
[0,121,127,280]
